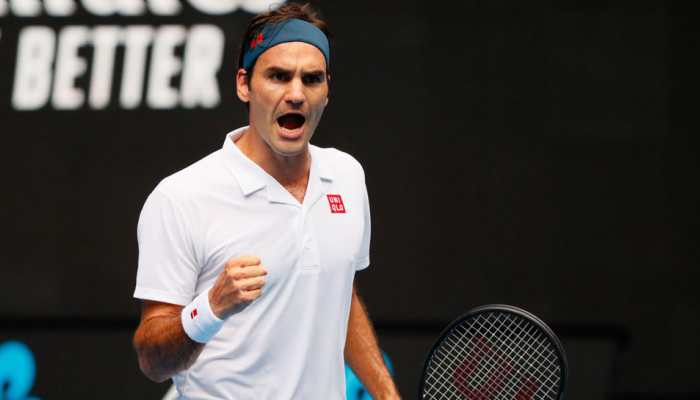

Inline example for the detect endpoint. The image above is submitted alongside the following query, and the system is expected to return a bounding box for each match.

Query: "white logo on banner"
[1,0,285,110]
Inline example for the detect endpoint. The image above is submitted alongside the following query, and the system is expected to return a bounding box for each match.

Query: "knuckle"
[243,255,260,265]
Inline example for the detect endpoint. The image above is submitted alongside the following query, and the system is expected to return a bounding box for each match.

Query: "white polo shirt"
[134,127,371,400]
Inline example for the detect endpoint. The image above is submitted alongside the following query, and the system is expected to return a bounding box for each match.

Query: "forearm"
[133,257,265,383]
[345,288,400,399]
[133,313,205,382]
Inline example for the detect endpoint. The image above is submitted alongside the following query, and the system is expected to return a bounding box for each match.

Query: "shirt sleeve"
[354,170,371,271]
[133,186,199,305]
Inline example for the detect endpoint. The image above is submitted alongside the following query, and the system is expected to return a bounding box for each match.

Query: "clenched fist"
[208,255,267,319]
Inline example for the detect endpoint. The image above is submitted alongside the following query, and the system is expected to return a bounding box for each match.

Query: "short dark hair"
[236,2,332,83]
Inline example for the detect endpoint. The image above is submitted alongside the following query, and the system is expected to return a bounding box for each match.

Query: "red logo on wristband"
[327,194,346,213]
[190,309,198,319]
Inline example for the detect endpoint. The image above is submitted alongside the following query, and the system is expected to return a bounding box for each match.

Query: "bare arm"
[344,285,401,400]
[133,300,205,383]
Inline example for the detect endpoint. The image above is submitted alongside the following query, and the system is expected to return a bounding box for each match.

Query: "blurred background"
[1,0,698,398]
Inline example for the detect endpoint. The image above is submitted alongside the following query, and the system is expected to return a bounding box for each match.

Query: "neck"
[234,126,311,187]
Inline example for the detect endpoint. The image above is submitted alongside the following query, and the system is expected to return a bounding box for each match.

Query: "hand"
[208,255,267,319]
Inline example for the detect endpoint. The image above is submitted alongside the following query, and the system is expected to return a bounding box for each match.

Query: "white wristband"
[181,288,224,343]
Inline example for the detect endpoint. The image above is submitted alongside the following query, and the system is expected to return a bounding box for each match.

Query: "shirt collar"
[314,147,334,182]
[221,127,334,200]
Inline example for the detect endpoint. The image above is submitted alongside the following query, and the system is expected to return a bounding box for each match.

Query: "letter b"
[12,26,56,110]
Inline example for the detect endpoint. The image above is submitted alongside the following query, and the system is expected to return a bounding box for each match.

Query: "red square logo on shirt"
[327,194,346,213]
[190,309,198,319]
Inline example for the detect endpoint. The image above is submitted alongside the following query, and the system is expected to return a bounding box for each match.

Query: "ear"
[236,68,250,103]
[324,73,331,106]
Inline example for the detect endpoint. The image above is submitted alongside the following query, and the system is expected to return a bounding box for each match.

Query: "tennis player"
[132,3,400,399]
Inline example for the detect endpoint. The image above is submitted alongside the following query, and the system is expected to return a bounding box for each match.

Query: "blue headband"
[242,18,330,72]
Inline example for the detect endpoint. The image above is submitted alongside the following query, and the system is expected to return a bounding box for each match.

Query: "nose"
[284,78,305,109]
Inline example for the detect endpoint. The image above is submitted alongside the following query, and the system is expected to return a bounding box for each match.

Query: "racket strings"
[476,320,559,398]
[446,315,559,400]
[428,314,559,400]
[429,326,539,400]
[474,315,560,393]
[422,312,562,400]
[440,317,538,399]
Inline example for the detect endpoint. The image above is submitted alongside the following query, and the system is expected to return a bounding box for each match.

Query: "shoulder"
[311,145,366,181]
[153,150,225,200]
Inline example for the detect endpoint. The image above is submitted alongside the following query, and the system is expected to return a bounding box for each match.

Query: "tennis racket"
[419,304,567,400]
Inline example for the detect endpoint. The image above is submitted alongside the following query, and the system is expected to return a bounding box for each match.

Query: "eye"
[302,73,324,85]
[271,72,290,82]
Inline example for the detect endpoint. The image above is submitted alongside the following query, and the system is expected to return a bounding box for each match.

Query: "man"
[132,3,400,399]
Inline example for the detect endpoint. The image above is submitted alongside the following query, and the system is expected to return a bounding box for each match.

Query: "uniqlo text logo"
[327,194,346,213]
[190,309,198,319]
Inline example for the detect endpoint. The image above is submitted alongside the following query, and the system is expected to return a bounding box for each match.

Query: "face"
[236,41,330,159]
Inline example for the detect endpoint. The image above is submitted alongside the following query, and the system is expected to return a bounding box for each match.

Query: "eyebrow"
[264,66,292,75]
[303,70,326,77]
[263,66,326,76]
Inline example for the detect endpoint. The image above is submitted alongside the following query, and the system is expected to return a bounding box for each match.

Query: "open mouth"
[277,113,306,130]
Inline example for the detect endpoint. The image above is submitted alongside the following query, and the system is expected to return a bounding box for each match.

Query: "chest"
[195,189,365,287]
